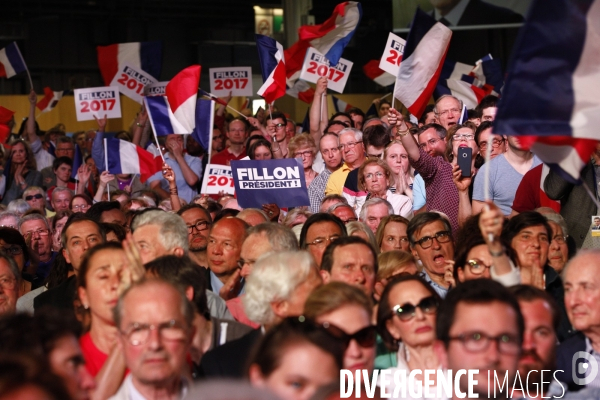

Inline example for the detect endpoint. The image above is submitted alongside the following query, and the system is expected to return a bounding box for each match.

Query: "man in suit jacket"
[557,250,600,390]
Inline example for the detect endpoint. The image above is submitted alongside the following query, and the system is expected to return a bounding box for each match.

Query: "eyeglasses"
[25,194,44,201]
[339,141,359,150]
[414,231,452,249]
[122,320,187,346]
[237,258,256,269]
[479,138,504,150]
[418,138,441,149]
[466,259,492,275]
[294,150,314,158]
[447,332,521,355]
[305,235,340,248]
[392,296,439,321]
[552,235,567,244]
[1,245,23,256]
[24,229,50,238]
[273,123,286,129]
[72,204,89,211]
[322,322,377,348]
[187,220,210,233]
[365,172,385,180]
[452,134,475,142]
[437,108,461,117]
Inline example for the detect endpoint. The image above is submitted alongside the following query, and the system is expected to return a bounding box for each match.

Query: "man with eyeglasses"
[434,95,462,130]
[19,213,56,285]
[111,279,194,400]
[325,128,367,197]
[474,121,505,161]
[435,279,524,400]
[41,136,75,189]
[308,133,343,213]
[408,213,455,298]
[0,252,20,315]
[300,213,347,267]
[23,186,54,218]
[177,204,213,268]
[265,112,290,159]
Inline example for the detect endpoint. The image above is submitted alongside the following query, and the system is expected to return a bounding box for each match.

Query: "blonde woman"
[384,140,414,201]
[288,133,318,188]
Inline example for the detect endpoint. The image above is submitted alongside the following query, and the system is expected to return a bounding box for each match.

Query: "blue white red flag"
[255,35,287,104]
[393,9,452,118]
[36,87,65,114]
[494,0,600,183]
[105,138,162,182]
[286,80,315,104]
[298,2,362,65]
[331,96,353,113]
[284,40,310,88]
[145,96,185,136]
[71,144,83,180]
[191,98,215,154]
[97,42,162,86]
[363,60,395,87]
[165,65,200,133]
[0,42,27,79]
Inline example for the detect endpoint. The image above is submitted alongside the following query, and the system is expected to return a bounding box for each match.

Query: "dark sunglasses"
[392,296,439,321]
[322,322,377,348]
[25,194,44,201]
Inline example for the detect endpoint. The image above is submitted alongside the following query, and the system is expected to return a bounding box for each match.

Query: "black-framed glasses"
[479,138,504,150]
[187,220,210,233]
[465,259,492,275]
[121,320,187,346]
[392,296,438,321]
[305,235,340,248]
[1,245,23,256]
[322,322,377,348]
[414,231,452,249]
[25,194,44,201]
[447,332,521,355]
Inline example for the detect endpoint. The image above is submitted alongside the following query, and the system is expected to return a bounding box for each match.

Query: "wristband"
[136,122,144,127]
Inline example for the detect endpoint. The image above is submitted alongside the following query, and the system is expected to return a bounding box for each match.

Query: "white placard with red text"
[209,67,253,97]
[379,33,407,76]
[299,48,353,93]
[74,86,122,121]
[110,63,158,103]
[200,164,235,195]
[143,81,169,97]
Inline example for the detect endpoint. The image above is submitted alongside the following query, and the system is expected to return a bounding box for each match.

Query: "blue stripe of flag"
[402,9,437,62]
[71,144,83,179]
[145,96,174,137]
[105,139,124,174]
[139,41,162,80]
[255,34,279,82]
[192,98,213,151]
[6,43,26,75]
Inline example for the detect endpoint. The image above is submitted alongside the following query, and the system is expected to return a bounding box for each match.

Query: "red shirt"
[79,332,108,377]
[210,148,247,166]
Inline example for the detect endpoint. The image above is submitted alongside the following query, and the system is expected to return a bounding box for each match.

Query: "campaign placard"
[379,32,407,76]
[110,63,158,103]
[209,67,253,97]
[299,48,353,93]
[74,86,122,121]
[143,81,169,97]
[200,164,235,195]
[231,158,310,209]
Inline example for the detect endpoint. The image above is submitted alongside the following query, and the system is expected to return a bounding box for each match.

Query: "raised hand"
[219,268,243,300]
[99,170,115,185]
[452,164,472,193]
[162,163,176,183]
[94,114,108,132]
[315,76,328,96]
[77,164,91,184]
[28,90,37,105]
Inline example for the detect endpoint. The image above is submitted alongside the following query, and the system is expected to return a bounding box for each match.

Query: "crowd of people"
[0,74,599,400]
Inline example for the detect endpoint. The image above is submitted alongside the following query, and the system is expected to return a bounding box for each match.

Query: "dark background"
[0,0,521,96]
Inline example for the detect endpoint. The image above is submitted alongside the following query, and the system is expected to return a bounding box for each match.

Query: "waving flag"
[105,138,162,182]
[36,87,65,114]
[191,98,215,153]
[465,54,504,93]
[363,60,395,87]
[286,80,315,104]
[494,0,600,183]
[97,41,162,86]
[298,2,362,65]
[165,65,201,133]
[0,42,27,79]
[393,9,452,118]
[332,96,353,113]
[255,34,287,104]
[145,96,187,136]
[284,40,310,87]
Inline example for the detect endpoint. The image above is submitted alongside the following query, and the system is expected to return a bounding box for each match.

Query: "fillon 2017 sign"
[209,67,253,97]
[231,158,310,209]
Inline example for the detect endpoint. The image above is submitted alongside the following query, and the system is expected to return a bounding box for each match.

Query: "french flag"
[165,65,200,133]
[464,54,504,93]
[36,87,65,114]
[332,96,353,113]
[494,0,600,183]
[439,79,487,109]
[363,60,395,87]
[256,34,287,104]
[191,98,215,154]
[105,138,162,182]
[286,80,315,104]
[284,39,310,87]
[434,59,474,100]
[145,96,187,136]
[0,42,27,79]
[393,9,452,118]
[298,2,362,65]
[97,41,162,86]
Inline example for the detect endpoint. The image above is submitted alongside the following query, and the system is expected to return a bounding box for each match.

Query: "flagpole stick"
[268,103,273,121]
[152,130,166,163]
[226,104,249,120]
[484,138,493,243]
[380,92,392,101]
[103,138,110,199]
[199,92,248,120]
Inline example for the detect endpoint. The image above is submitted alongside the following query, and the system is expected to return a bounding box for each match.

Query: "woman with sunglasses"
[248,317,345,400]
[304,282,376,385]
[288,133,319,188]
[376,274,442,398]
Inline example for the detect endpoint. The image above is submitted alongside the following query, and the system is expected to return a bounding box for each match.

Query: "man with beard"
[177,204,212,267]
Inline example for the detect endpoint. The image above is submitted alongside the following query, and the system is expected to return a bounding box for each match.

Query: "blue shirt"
[420,269,449,299]
[147,153,203,203]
